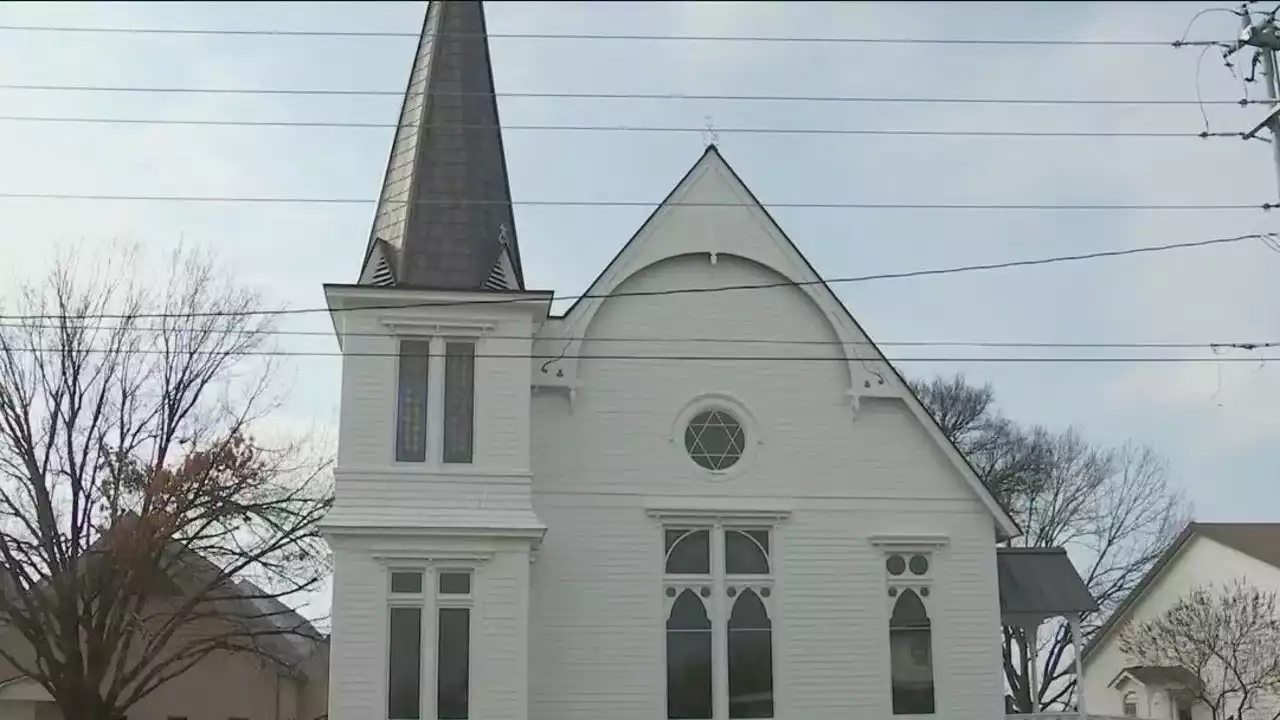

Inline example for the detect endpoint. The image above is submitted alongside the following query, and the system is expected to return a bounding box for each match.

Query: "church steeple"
[359,0,524,290]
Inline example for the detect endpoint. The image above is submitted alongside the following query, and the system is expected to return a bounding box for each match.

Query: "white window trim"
[657,513,785,720]
[380,560,484,720]
[434,567,475,720]
[875,539,945,718]
[389,330,483,468]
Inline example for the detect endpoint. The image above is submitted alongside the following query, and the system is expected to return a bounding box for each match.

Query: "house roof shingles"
[997,547,1099,617]
[1193,523,1280,568]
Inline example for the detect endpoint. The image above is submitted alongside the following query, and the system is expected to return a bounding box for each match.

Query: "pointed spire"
[359,0,524,290]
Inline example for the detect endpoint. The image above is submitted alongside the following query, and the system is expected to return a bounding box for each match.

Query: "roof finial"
[498,223,511,246]
[702,115,720,147]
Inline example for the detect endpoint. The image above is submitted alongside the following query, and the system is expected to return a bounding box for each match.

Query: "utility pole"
[1233,3,1280,200]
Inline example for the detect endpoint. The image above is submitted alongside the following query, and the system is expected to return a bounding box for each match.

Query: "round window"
[684,409,746,471]
[909,554,930,576]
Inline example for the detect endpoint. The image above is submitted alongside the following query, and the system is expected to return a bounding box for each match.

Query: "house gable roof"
[2,516,324,679]
[1194,522,1280,568]
[548,144,1019,540]
[1108,665,1203,692]
[1082,522,1280,663]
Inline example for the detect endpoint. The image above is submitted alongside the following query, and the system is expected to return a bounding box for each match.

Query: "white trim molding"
[645,498,792,524]
[373,551,495,565]
[333,466,534,480]
[378,317,496,338]
[868,533,951,551]
[320,523,547,541]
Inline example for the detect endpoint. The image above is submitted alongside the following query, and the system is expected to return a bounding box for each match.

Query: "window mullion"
[426,336,445,464]
[711,522,729,720]
[424,566,439,720]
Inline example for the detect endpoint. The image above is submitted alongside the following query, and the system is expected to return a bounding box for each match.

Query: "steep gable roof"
[552,144,1019,540]
[1082,522,1280,662]
[359,0,523,290]
[1110,665,1202,691]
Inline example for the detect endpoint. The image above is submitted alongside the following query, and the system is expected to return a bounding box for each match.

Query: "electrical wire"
[2,320,1273,352]
[0,193,1267,211]
[0,233,1267,322]
[1176,7,1244,49]
[0,346,1269,364]
[0,116,1246,138]
[0,84,1259,107]
[0,25,1228,46]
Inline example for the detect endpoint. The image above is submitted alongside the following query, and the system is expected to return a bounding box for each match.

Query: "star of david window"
[684,409,746,471]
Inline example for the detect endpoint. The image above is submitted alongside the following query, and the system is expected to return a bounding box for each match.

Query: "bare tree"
[0,246,332,720]
[909,375,1051,501]
[912,374,1188,712]
[1121,581,1280,720]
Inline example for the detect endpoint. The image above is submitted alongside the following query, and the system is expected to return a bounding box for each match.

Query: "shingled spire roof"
[359,0,524,291]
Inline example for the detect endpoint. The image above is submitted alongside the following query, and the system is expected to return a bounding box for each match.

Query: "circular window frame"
[670,393,759,480]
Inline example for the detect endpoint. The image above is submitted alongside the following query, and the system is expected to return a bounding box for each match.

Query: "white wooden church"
[321,3,1099,720]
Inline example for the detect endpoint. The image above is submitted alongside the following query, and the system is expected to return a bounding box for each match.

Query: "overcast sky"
[1,0,1277,552]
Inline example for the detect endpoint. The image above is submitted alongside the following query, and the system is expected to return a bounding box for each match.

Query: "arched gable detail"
[530,145,1019,539]
[535,151,897,422]
[565,251,890,421]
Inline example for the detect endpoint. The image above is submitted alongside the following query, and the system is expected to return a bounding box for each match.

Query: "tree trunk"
[58,691,118,720]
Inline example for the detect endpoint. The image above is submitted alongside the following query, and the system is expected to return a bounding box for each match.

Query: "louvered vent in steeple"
[482,224,517,291]
[370,252,396,287]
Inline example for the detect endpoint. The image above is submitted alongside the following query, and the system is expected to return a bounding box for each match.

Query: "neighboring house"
[0,549,329,720]
[1081,523,1280,720]
[320,3,1097,720]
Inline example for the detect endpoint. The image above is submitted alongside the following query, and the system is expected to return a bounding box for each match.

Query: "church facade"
[320,3,1096,720]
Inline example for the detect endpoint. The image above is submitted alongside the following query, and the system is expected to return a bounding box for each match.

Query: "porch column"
[1069,614,1086,718]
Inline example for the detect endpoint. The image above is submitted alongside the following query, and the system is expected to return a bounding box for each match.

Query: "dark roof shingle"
[997,547,1099,617]
[1194,523,1280,569]
[360,0,523,291]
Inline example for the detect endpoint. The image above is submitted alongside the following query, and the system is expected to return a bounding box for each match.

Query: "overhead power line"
[0,193,1267,211]
[0,84,1258,107]
[0,346,1269,364]
[0,24,1226,47]
[0,233,1266,322]
[3,320,1274,353]
[0,116,1245,139]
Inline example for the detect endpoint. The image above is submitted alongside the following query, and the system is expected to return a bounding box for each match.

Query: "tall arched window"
[667,589,713,719]
[889,589,935,715]
[727,590,773,718]
[662,525,776,720]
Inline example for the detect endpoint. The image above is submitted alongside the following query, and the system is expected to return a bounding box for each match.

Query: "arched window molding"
[667,589,714,720]
[727,589,773,718]
[662,520,778,720]
[888,589,935,715]
[875,541,942,716]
